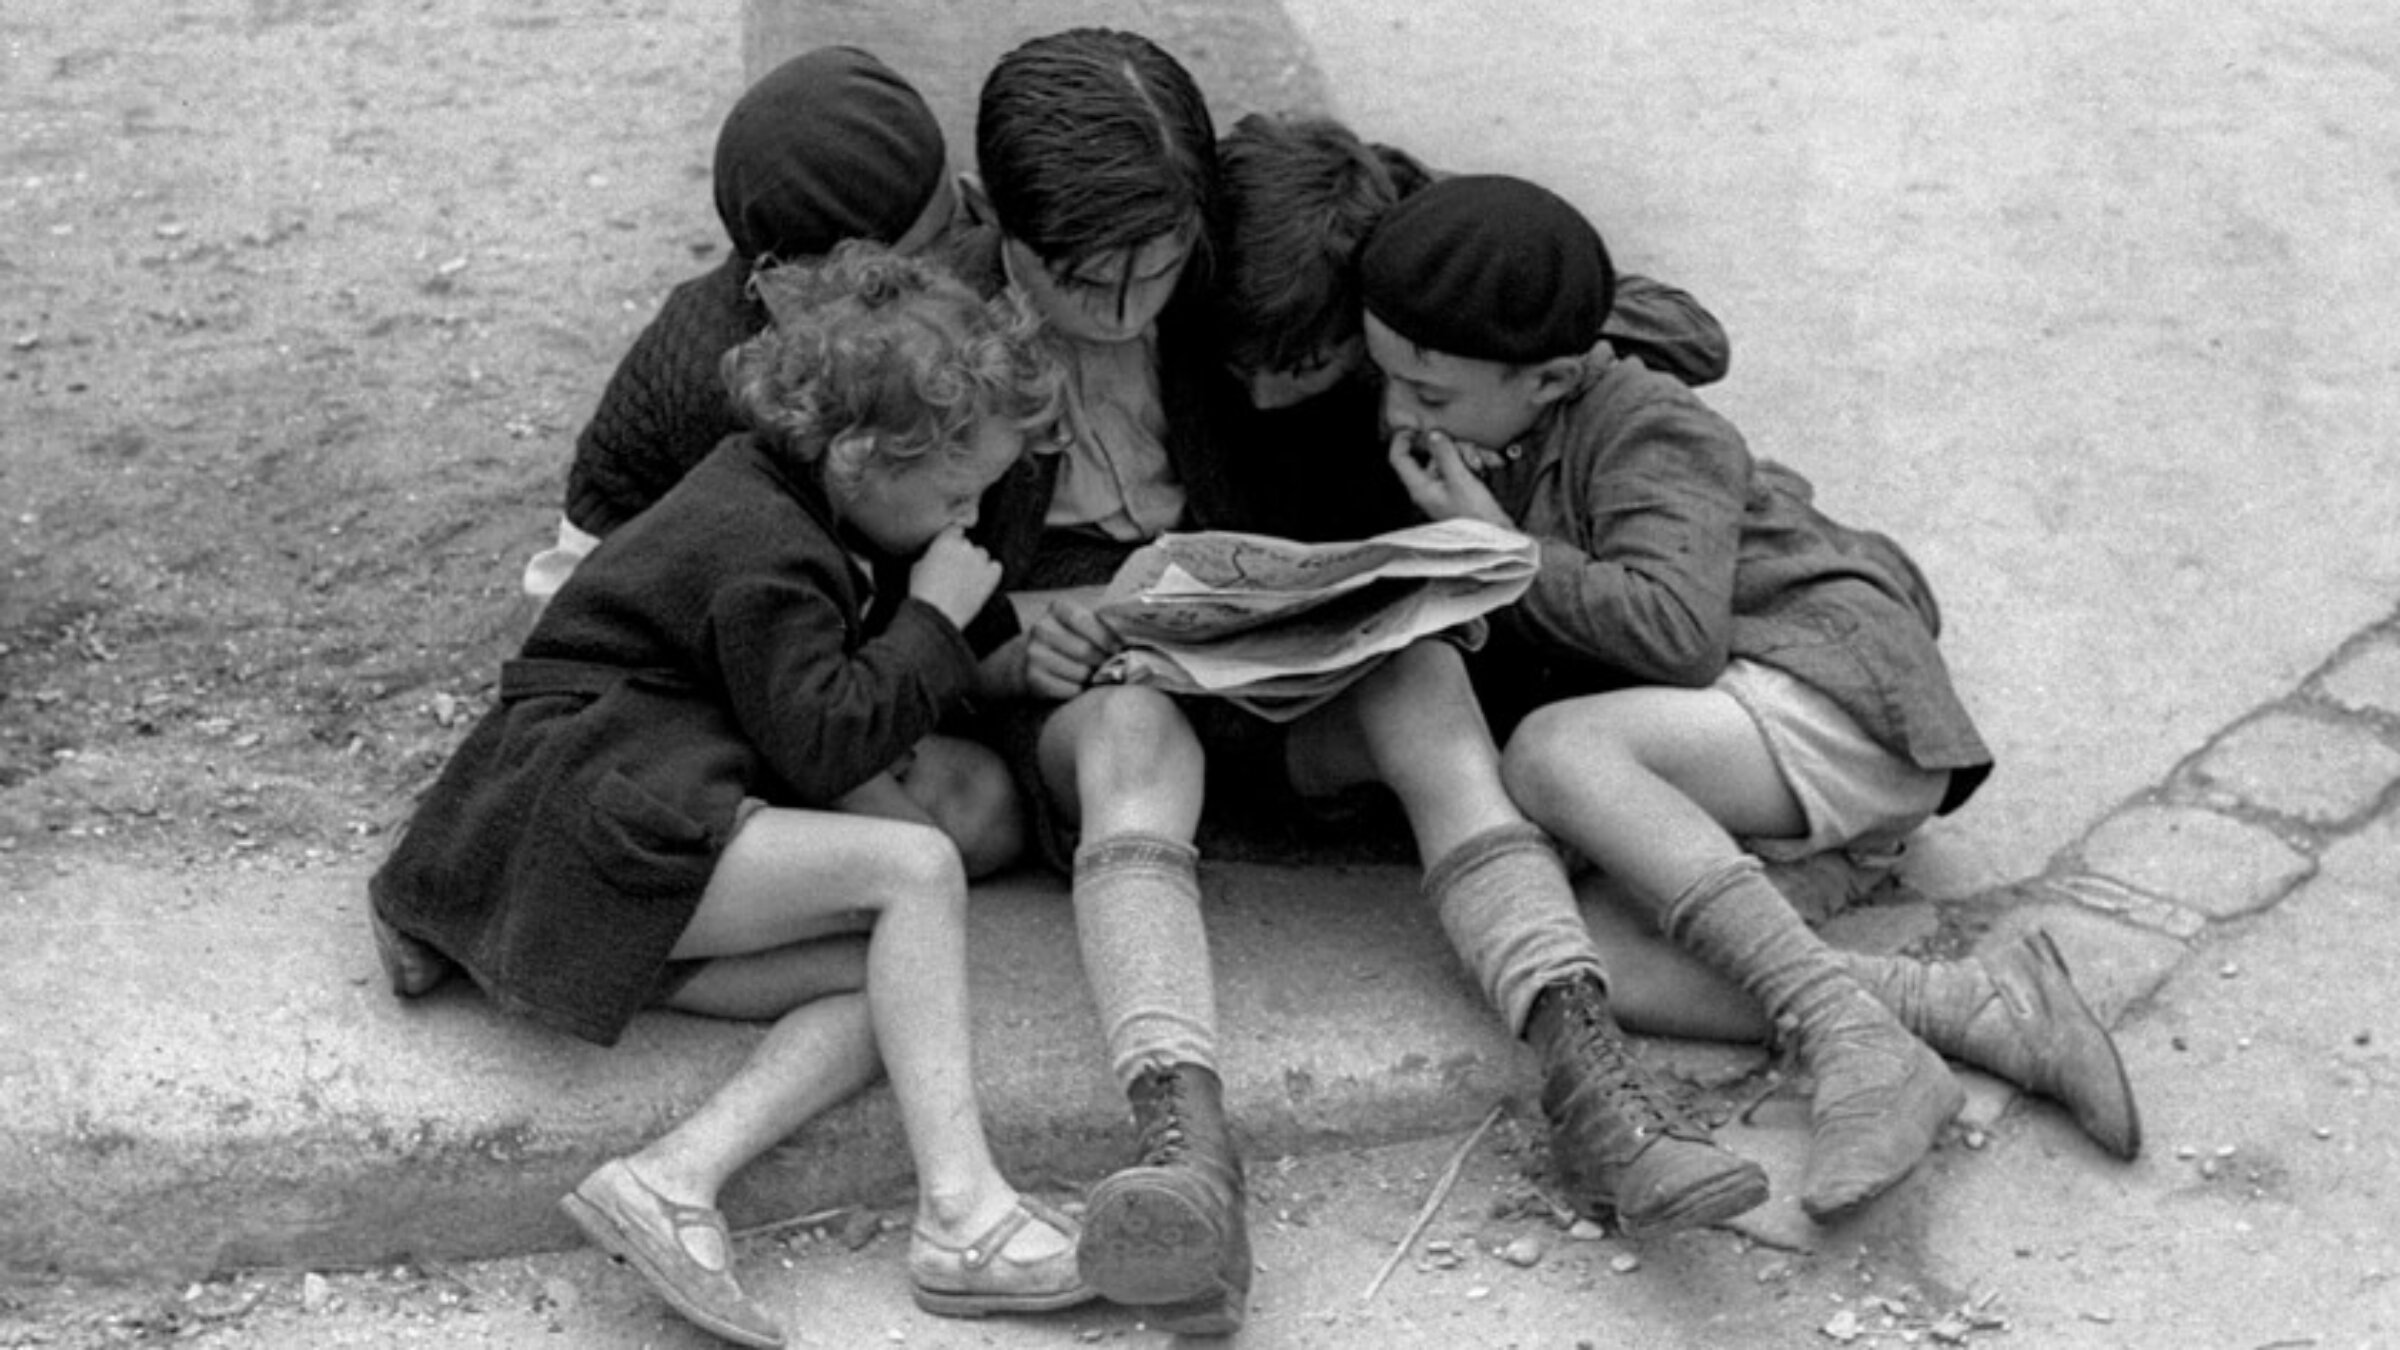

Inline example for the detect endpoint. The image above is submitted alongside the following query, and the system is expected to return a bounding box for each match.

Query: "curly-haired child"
[370,244,1089,1345]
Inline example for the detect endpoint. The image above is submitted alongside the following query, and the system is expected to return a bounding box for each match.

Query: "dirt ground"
[2,0,752,874]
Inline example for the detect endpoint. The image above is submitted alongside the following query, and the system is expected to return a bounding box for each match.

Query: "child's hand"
[908,526,1003,629]
[1388,429,1514,527]
[1024,597,1122,700]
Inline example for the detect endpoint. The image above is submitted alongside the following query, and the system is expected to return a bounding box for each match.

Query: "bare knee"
[870,824,971,920]
[1502,700,1637,816]
[897,736,1026,878]
[1061,687,1202,796]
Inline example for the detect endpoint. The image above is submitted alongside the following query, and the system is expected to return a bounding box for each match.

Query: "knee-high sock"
[1074,832,1218,1087]
[1661,854,1855,1025]
[1423,823,1607,1037]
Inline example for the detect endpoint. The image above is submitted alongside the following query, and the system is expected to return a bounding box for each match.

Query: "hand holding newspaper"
[1089,518,1538,722]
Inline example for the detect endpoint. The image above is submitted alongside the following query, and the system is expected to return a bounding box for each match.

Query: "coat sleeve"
[1602,273,1731,388]
[1501,393,1750,687]
[709,565,981,805]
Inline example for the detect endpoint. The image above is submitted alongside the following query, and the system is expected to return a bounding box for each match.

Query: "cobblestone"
[2076,804,2315,920]
[2317,633,2400,718]
[2178,710,2400,828]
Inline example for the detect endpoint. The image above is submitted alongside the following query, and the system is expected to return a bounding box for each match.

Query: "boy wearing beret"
[1205,111,1731,545]
[1358,174,2137,1221]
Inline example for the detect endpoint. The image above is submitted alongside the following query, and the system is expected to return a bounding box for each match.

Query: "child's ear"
[958,172,995,228]
[1528,355,1585,406]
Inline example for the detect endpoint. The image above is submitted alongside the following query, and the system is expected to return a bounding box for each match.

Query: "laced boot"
[1851,929,2140,1159]
[1526,975,1769,1236]
[1077,1063,1250,1335]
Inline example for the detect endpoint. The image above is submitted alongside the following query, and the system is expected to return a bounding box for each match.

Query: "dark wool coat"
[560,256,761,537]
[374,434,1015,1045]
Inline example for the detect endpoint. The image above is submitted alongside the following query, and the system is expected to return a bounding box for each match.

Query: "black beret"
[1359,174,1615,364]
[713,47,948,263]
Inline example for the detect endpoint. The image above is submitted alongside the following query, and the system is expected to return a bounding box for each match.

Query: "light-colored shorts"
[1719,658,1951,866]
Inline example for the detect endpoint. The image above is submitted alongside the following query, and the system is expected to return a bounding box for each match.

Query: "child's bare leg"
[567,809,1082,1342]
[1503,687,1960,1220]
[1580,892,1772,1042]
[1298,642,1768,1235]
[838,734,1027,879]
[673,810,1062,1249]
[1038,688,1244,1332]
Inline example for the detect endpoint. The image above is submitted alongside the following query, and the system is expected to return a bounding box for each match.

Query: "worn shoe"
[559,1159,782,1349]
[1794,989,1965,1221]
[909,1197,1095,1318]
[1527,976,1770,1237]
[1077,1063,1250,1335]
[1858,929,2140,1160]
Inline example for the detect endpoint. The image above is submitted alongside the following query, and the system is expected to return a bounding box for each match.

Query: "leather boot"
[1077,1063,1249,1334]
[1852,929,2140,1159]
[1665,858,1963,1221]
[1526,975,1770,1237]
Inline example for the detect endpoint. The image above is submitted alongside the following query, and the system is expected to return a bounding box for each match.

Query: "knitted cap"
[1359,174,1614,364]
[713,47,947,263]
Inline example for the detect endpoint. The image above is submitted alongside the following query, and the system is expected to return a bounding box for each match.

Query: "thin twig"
[732,1204,857,1241]
[1360,1103,1504,1304]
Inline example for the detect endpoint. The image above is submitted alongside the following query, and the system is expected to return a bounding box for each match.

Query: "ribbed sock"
[1073,831,1218,1087]
[1423,823,1608,1036]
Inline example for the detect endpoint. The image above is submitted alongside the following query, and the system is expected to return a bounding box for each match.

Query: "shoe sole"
[558,1191,783,1350]
[911,1280,1098,1319]
[1077,1185,1226,1306]
[1613,1160,1772,1239]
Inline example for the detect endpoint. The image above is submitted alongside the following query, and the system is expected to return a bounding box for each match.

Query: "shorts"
[980,694,1404,875]
[1719,658,1951,866]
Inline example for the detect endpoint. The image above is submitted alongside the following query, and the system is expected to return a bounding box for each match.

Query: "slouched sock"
[1074,832,1218,1087]
[1423,823,1607,1037]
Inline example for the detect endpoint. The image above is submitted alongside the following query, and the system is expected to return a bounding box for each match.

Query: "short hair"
[974,28,1219,278]
[1212,113,1401,375]
[725,243,1064,499]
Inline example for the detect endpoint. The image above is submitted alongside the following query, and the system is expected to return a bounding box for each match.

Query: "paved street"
[6,1,2400,1346]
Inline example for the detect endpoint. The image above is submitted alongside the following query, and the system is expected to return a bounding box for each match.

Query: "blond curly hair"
[724,242,1063,501]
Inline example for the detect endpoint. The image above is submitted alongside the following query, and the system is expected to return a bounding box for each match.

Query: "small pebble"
[2314,1126,2334,1140]
[1499,1235,1544,1267]
[1609,1253,1640,1275]
[2218,962,2240,978]
[1567,1218,1607,1242]
[2174,1145,2197,1160]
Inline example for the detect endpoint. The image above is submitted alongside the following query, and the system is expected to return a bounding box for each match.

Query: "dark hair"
[974,28,1219,278]
[1212,113,1403,375]
[726,243,1063,500]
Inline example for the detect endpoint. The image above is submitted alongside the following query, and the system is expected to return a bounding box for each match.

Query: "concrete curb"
[11,613,2398,1284]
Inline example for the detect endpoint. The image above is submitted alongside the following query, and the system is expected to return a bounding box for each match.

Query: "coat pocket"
[578,767,718,900]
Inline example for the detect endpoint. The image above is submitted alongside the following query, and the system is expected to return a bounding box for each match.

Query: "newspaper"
[1090,518,1538,722]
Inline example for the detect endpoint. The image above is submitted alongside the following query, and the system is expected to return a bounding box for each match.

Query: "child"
[369,246,1089,1344]
[1207,111,1733,544]
[518,47,1020,879]
[1356,174,2140,1221]
[952,31,1773,1335]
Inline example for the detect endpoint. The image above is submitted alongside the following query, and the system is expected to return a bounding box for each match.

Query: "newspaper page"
[1090,518,1537,721]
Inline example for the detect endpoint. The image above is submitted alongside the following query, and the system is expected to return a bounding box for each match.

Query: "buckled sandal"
[908,1196,1095,1318]
[559,1159,784,1348]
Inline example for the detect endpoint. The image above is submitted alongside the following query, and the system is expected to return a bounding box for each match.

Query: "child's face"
[1229,332,1366,411]
[1007,226,1195,345]
[1364,313,1552,453]
[840,416,1022,558]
